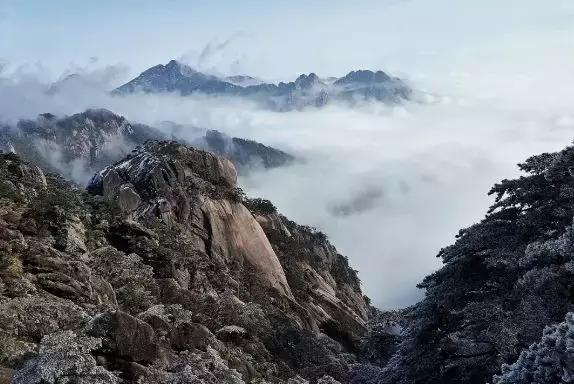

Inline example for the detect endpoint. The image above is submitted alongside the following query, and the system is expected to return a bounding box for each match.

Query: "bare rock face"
[204,199,293,297]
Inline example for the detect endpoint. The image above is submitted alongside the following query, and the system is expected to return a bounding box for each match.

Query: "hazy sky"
[3,0,573,82]
[1,0,574,308]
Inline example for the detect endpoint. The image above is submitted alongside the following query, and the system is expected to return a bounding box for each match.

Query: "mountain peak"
[114,60,233,95]
[294,72,321,89]
[164,59,196,75]
[334,69,392,85]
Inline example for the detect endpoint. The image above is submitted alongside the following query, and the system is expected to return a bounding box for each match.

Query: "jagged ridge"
[113,60,412,111]
[0,109,294,184]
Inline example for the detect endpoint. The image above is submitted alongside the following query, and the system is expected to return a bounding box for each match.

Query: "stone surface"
[88,311,161,363]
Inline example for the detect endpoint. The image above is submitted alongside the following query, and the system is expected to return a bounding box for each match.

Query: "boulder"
[172,322,217,352]
[88,311,161,363]
[216,325,248,343]
[117,184,141,213]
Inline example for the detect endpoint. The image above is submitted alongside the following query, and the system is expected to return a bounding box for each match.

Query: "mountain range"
[0,109,294,184]
[112,60,412,111]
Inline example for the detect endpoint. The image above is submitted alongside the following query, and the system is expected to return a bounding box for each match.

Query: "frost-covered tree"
[356,145,574,384]
[493,312,574,384]
[12,331,121,384]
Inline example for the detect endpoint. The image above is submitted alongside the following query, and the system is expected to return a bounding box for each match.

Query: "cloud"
[328,185,385,218]
[1,60,573,310]
[180,33,247,76]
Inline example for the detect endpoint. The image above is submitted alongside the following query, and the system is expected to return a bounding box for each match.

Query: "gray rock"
[172,322,217,352]
[216,325,248,343]
[88,311,161,363]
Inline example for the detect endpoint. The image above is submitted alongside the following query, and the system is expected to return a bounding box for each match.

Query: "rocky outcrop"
[2,109,164,183]
[0,143,367,383]
[88,141,292,299]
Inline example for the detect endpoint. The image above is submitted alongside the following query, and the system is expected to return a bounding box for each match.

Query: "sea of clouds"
[1,0,573,308]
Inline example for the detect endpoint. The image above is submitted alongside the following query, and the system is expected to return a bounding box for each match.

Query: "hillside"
[0,141,366,384]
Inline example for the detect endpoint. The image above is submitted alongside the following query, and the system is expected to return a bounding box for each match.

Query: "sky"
[2,0,573,81]
[1,0,574,308]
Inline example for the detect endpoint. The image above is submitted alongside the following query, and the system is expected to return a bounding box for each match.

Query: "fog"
[1,0,573,309]
[1,74,573,309]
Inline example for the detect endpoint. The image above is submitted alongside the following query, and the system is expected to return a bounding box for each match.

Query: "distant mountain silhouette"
[113,60,412,110]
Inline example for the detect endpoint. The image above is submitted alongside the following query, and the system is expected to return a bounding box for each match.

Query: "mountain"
[0,141,367,384]
[0,109,294,183]
[113,60,412,110]
[0,109,165,183]
[351,143,574,383]
[195,130,295,170]
[47,73,114,94]
[225,75,263,87]
[113,60,239,96]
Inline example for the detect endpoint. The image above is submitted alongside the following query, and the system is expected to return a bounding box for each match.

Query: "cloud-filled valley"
[1,62,573,309]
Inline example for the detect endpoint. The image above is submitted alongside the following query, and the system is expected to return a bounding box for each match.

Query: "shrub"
[243,198,277,215]
[12,330,121,384]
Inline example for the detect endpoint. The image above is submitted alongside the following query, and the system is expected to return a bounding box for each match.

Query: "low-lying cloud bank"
[1,60,574,309]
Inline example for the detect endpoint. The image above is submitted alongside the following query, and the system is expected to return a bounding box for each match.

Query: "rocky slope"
[0,109,294,184]
[351,143,574,383]
[113,60,411,110]
[0,141,367,384]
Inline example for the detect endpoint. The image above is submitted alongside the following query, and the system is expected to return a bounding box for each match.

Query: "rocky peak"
[225,75,263,86]
[164,59,198,77]
[198,130,295,171]
[2,109,295,186]
[7,109,165,184]
[87,140,238,216]
[334,70,392,85]
[88,141,293,299]
[294,73,322,89]
[87,140,366,335]
[114,60,234,95]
